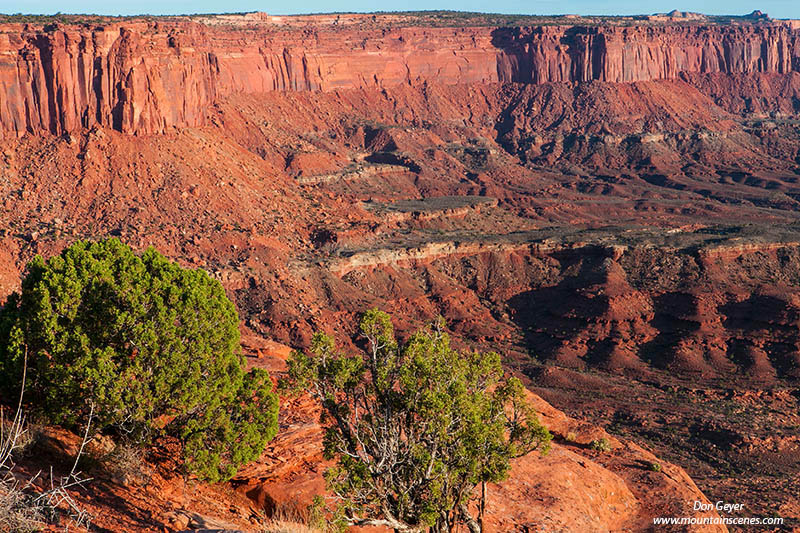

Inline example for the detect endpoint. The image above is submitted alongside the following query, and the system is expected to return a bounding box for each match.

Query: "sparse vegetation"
[590,438,612,452]
[260,520,323,533]
[100,443,152,486]
[284,310,551,532]
[649,462,662,472]
[0,478,45,533]
[0,9,768,31]
[0,404,46,532]
[0,355,93,531]
[0,238,279,482]
[256,496,331,533]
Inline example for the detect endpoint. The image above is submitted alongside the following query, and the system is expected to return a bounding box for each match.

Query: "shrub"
[0,361,91,530]
[0,403,46,533]
[100,443,151,486]
[649,462,662,472]
[283,310,551,532]
[590,438,612,452]
[0,482,44,533]
[0,238,278,481]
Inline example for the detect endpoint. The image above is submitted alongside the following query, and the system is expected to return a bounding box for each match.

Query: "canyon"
[1,13,800,135]
[1,9,800,532]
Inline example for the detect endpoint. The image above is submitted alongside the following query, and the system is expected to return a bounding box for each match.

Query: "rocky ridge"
[1,15,799,135]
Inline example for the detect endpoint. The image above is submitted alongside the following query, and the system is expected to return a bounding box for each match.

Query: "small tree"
[284,310,551,532]
[0,238,278,482]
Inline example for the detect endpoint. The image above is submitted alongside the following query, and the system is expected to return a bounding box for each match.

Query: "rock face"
[1,18,799,135]
[494,24,800,84]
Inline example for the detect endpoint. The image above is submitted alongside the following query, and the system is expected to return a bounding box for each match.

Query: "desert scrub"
[0,238,279,482]
[649,462,662,472]
[590,438,612,452]
[101,443,152,486]
[0,482,44,533]
[284,310,552,532]
[0,411,45,533]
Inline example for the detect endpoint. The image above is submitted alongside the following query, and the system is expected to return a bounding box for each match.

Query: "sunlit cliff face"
[0,17,798,135]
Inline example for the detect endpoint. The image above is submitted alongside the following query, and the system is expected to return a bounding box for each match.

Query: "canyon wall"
[310,238,800,382]
[1,19,799,135]
[495,25,800,83]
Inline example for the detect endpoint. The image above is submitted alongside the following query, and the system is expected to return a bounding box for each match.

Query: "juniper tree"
[0,238,278,482]
[284,309,551,532]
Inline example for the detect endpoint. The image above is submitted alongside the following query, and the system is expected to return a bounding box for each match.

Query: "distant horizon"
[3,1,799,20]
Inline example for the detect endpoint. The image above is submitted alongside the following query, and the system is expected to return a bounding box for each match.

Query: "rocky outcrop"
[314,237,800,381]
[494,24,800,83]
[0,21,500,135]
[0,17,799,135]
[0,23,217,135]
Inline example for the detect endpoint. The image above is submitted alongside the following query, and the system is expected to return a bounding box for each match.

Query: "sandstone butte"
[0,15,799,136]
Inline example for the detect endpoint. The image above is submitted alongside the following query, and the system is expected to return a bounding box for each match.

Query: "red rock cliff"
[494,24,800,83]
[0,19,798,135]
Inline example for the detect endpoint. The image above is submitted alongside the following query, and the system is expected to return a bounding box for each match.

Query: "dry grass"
[0,354,94,531]
[0,404,47,532]
[101,443,152,487]
[260,519,323,533]
[257,503,326,533]
[0,477,46,532]
[0,419,39,458]
[0,413,94,531]
[0,353,46,532]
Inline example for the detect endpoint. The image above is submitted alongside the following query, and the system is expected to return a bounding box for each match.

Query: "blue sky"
[3,1,800,19]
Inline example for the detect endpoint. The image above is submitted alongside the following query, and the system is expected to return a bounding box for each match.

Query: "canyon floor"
[2,10,800,532]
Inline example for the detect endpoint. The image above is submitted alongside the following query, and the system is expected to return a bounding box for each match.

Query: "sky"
[3,0,800,19]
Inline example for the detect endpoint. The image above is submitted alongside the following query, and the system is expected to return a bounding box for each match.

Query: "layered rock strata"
[0,18,799,135]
